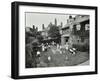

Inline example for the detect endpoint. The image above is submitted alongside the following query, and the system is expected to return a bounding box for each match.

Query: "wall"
[0,0,99,81]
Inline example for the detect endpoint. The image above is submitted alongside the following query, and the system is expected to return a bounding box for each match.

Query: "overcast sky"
[25,12,74,31]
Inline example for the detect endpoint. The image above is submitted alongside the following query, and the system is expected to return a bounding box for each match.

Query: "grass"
[36,47,89,67]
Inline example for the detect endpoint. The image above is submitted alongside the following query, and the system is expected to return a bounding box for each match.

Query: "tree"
[36,32,43,43]
[48,25,61,39]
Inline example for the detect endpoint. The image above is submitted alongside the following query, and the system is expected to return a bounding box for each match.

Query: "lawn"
[36,46,89,67]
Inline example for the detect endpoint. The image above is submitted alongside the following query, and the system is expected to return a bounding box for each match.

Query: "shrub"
[72,43,89,52]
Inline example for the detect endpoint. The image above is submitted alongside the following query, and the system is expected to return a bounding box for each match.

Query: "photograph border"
[11,1,98,79]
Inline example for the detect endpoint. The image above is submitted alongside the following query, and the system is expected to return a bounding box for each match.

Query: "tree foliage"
[48,25,61,38]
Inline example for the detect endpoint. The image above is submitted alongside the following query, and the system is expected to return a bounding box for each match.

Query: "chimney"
[33,25,35,30]
[42,24,45,30]
[55,18,57,26]
[36,27,38,31]
[69,15,72,19]
[61,22,63,27]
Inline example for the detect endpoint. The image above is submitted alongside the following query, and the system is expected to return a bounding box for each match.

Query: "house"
[61,15,90,49]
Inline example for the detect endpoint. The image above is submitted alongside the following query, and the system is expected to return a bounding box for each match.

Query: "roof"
[73,16,89,24]
[62,16,89,30]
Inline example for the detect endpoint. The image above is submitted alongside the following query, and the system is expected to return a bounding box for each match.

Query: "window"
[85,24,89,30]
[76,24,81,30]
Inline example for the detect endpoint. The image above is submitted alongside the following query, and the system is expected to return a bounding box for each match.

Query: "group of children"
[36,41,77,58]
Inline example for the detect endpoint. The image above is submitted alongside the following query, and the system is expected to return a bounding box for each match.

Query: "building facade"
[61,15,90,48]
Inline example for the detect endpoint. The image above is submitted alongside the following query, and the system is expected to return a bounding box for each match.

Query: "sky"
[25,12,74,31]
